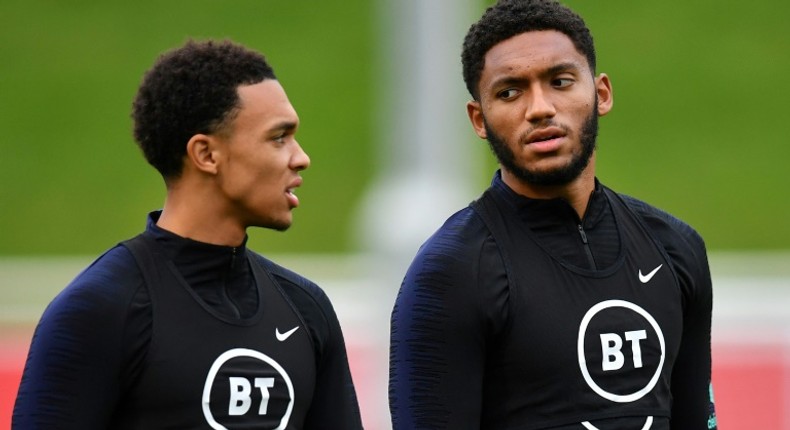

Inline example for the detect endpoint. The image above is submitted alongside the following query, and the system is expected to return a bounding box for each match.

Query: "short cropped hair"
[461,0,596,100]
[132,39,276,179]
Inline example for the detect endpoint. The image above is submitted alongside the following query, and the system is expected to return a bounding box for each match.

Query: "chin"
[273,223,292,232]
[251,217,292,232]
[268,220,292,232]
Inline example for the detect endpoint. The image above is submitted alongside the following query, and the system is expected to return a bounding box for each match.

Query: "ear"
[466,100,488,139]
[595,73,613,117]
[185,134,219,175]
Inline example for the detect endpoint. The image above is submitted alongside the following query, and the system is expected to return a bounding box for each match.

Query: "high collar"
[489,171,608,230]
[140,211,257,319]
[144,210,249,274]
[145,211,248,256]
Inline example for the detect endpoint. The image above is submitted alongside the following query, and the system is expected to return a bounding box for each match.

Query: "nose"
[291,141,310,171]
[525,86,556,122]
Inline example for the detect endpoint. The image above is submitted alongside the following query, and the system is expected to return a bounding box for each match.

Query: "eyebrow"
[545,61,583,76]
[269,121,298,134]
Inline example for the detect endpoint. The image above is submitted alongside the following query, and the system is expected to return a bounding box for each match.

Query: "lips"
[525,127,566,144]
[286,177,303,207]
[522,126,566,153]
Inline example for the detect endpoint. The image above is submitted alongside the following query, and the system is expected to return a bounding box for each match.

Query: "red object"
[713,342,790,430]
[0,328,31,430]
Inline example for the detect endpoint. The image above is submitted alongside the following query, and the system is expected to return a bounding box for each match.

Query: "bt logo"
[600,329,647,371]
[228,376,276,416]
[203,348,294,430]
[577,300,665,403]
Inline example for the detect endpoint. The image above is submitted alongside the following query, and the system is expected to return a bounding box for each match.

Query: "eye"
[273,133,287,144]
[497,88,521,100]
[552,78,574,88]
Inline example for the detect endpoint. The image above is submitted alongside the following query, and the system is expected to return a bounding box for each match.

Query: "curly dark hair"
[461,0,596,100]
[132,39,276,179]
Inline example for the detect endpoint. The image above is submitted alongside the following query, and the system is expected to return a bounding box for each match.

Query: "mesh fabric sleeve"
[12,246,146,429]
[389,209,508,429]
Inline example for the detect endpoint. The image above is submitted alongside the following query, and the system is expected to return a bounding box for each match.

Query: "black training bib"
[114,235,316,429]
[471,187,683,430]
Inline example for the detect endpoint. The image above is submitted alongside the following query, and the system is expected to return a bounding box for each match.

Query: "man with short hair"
[14,39,363,429]
[389,1,717,428]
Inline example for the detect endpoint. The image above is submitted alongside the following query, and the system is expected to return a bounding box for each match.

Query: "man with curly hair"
[390,1,717,429]
[13,39,363,430]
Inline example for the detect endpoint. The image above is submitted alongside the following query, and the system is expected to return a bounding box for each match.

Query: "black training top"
[13,212,363,430]
[390,172,717,430]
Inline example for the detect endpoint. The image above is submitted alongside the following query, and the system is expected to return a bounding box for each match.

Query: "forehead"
[481,30,591,83]
[234,80,298,127]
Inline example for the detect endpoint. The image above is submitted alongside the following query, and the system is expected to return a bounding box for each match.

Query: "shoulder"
[250,253,332,317]
[616,192,707,260]
[248,253,339,352]
[45,244,145,321]
[614,191,712,303]
[398,206,505,324]
[15,245,148,426]
[406,206,494,282]
[34,244,147,357]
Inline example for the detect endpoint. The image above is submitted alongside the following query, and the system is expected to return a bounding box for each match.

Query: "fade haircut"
[461,0,596,100]
[132,39,276,179]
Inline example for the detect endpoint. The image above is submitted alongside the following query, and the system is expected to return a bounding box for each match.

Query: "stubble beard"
[483,101,599,187]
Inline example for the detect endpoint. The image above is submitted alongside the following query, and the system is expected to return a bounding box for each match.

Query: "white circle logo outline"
[202,348,295,430]
[577,299,665,403]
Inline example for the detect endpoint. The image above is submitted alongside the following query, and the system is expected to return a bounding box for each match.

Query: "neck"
[156,180,246,247]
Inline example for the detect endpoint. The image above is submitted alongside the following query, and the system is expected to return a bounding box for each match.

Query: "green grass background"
[1,0,788,256]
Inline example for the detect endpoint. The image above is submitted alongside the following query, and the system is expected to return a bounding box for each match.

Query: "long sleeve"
[663,222,716,429]
[12,247,144,429]
[669,251,715,429]
[389,209,508,429]
[304,289,363,429]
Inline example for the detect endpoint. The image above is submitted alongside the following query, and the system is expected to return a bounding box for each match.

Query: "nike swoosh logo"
[638,264,663,283]
[276,326,299,342]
